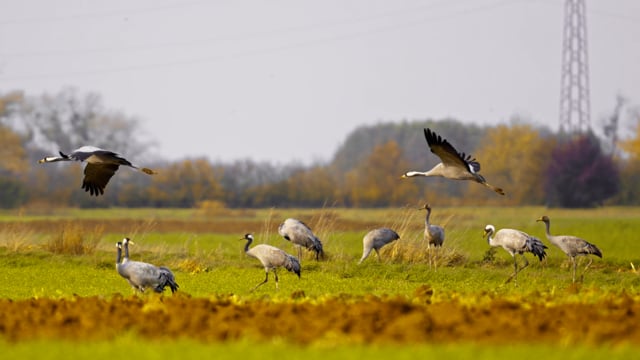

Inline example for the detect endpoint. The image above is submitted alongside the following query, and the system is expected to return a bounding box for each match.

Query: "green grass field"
[1,206,640,358]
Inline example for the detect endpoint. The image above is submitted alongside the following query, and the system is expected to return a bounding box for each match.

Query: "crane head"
[536,215,550,223]
[483,225,495,238]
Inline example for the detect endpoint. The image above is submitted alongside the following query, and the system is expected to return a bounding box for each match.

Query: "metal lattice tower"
[559,0,591,134]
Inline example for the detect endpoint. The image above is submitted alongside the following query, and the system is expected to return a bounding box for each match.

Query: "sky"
[1,0,639,164]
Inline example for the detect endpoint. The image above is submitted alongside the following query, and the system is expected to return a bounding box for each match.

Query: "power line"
[0,0,502,58]
[0,0,523,82]
[0,0,210,25]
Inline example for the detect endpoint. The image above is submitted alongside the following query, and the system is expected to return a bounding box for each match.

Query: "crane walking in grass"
[483,225,547,285]
[38,146,156,196]
[115,240,178,294]
[242,233,301,291]
[420,203,444,247]
[358,228,400,264]
[536,215,602,283]
[278,218,324,261]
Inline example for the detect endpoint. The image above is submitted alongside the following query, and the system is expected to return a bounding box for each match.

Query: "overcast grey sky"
[1,0,639,164]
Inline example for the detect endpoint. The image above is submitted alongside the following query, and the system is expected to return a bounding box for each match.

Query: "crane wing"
[82,163,120,196]
[423,128,481,173]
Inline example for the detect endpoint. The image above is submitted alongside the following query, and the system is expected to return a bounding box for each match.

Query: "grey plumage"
[242,233,301,291]
[483,224,547,285]
[358,227,400,264]
[401,128,505,195]
[537,215,602,283]
[115,239,178,294]
[278,218,324,260]
[420,203,444,247]
[38,146,156,196]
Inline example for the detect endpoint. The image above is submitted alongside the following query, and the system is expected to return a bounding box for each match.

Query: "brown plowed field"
[1,291,639,345]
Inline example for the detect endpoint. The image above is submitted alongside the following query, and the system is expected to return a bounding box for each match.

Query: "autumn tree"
[285,166,338,207]
[467,124,553,204]
[0,124,29,208]
[3,87,154,158]
[344,141,419,207]
[147,158,223,207]
[617,111,640,204]
[545,133,619,207]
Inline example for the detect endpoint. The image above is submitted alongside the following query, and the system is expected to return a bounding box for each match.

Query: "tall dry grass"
[381,205,467,267]
[0,222,36,252]
[45,222,104,255]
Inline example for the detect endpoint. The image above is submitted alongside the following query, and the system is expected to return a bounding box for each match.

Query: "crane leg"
[578,257,593,283]
[375,249,381,262]
[520,255,530,272]
[505,256,519,285]
[571,257,577,283]
[250,271,269,292]
[505,255,528,286]
[273,269,279,290]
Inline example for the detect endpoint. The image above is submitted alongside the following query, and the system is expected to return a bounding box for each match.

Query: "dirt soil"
[1,289,638,345]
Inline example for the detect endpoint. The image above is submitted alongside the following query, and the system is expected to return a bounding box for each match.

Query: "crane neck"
[541,220,552,238]
[123,241,130,260]
[40,156,70,163]
[404,170,430,178]
[484,230,494,246]
[244,237,253,252]
[116,245,122,264]
[424,208,432,225]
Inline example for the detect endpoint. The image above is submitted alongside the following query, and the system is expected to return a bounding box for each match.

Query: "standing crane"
[420,203,444,247]
[38,146,156,196]
[278,218,324,260]
[241,233,301,291]
[401,128,505,195]
[358,227,400,264]
[536,215,602,283]
[115,240,178,294]
[483,225,547,285]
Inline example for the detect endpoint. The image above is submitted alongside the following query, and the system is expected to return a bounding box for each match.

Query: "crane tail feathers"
[156,268,179,293]
[527,237,548,261]
[587,243,603,258]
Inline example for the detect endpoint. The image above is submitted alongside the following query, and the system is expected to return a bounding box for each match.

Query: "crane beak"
[400,174,408,179]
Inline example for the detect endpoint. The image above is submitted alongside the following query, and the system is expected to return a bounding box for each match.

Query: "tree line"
[1,88,639,209]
